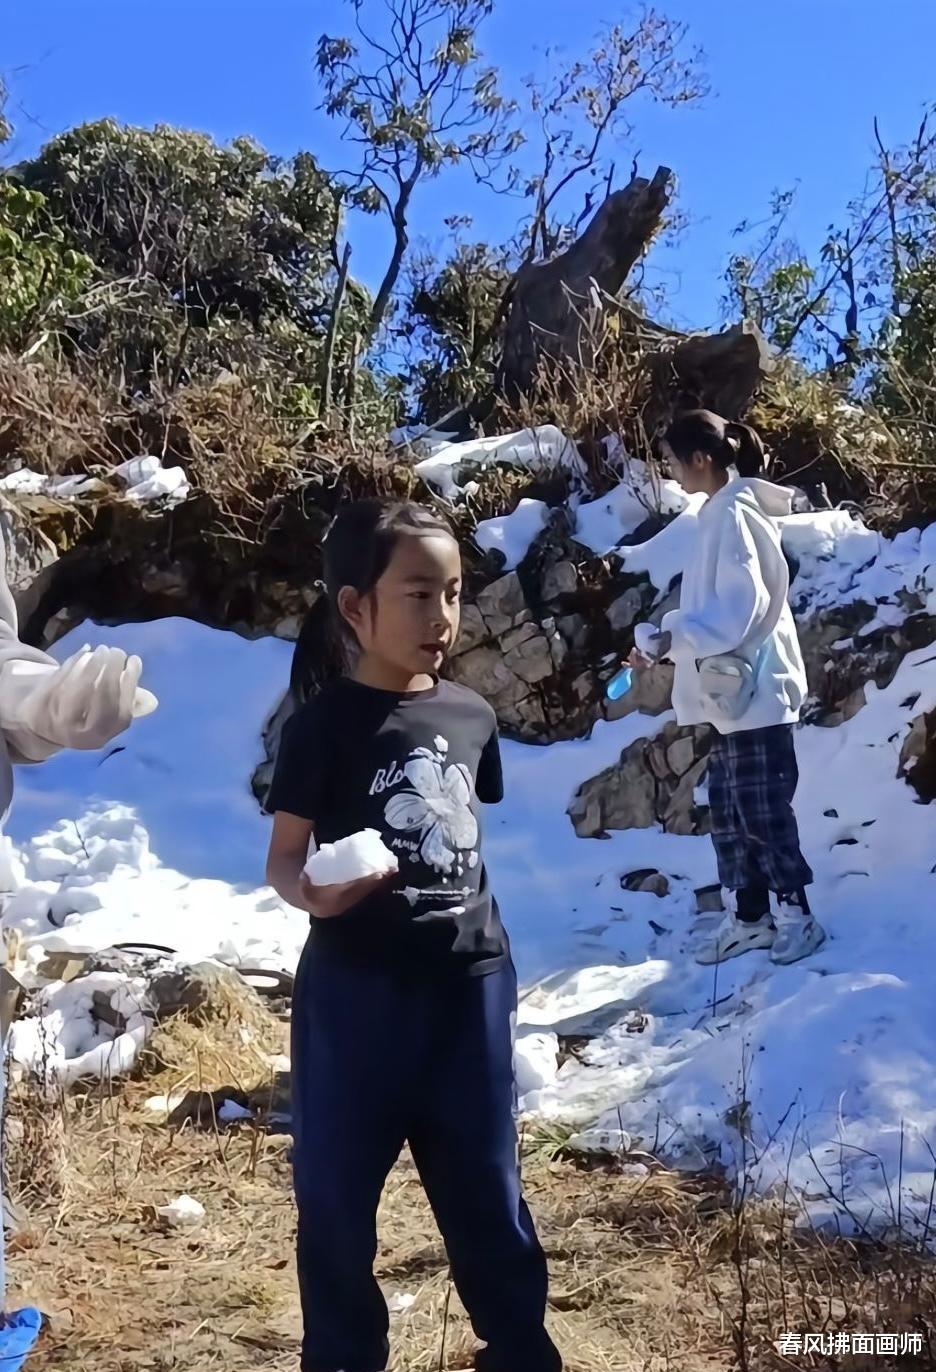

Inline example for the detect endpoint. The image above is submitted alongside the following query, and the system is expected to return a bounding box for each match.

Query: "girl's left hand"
[300,868,397,919]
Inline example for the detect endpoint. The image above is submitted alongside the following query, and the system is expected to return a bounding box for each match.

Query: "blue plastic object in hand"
[606,665,633,701]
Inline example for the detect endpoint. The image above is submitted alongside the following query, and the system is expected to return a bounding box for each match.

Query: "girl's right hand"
[297,869,397,919]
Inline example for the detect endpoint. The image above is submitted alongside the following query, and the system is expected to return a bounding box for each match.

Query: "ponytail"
[665,409,769,477]
[724,420,767,477]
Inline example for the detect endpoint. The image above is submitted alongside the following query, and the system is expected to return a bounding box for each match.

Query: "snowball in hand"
[304,829,399,886]
[634,623,663,657]
[132,687,159,718]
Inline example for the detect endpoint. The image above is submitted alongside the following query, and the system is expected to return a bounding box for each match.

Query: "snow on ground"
[573,460,689,555]
[2,535,936,1229]
[504,644,936,1234]
[415,426,585,501]
[475,498,549,570]
[1,619,305,1084]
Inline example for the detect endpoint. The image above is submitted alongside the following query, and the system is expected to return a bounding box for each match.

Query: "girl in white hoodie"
[632,410,825,966]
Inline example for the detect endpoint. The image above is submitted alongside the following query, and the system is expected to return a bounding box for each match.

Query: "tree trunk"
[319,241,352,421]
[498,166,674,400]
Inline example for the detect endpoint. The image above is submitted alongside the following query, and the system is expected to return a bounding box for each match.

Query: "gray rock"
[607,586,645,633]
[496,691,547,734]
[569,753,657,836]
[2,498,60,625]
[665,734,698,778]
[572,671,595,702]
[475,573,527,637]
[500,620,539,654]
[662,756,710,836]
[547,627,568,671]
[92,990,128,1033]
[504,630,555,685]
[453,602,489,655]
[273,615,302,640]
[451,644,524,701]
[622,869,671,898]
[695,884,724,914]
[140,562,189,598]
[541,559,578,600]
[556,613,589,651]
[606,663,674,720]
[149,960,253,1024]
[900,707,936,802]
[568,722,712,838]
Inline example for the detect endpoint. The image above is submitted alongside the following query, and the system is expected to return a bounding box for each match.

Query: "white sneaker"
[770,901,826,965]
[694,911,775,965]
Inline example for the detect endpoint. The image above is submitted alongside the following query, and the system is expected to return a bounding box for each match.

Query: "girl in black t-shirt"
[266,499,561,1372]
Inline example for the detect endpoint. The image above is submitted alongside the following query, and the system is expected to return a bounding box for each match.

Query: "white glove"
[0,645,158,753]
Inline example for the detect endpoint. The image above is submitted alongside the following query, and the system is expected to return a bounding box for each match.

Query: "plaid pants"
[707,725,813,896]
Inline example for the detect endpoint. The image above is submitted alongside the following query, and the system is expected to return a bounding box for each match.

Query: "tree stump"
[498,167,674,400]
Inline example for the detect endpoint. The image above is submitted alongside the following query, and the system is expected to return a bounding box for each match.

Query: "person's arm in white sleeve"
[0,522,157,762]
[0,530,67,763]
[662,507,773,660]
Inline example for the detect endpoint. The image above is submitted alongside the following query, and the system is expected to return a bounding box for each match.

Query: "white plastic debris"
[304,829,399,886]
[156,1194,205,1228]
[49,474,103,499]
[0,468,105,501]
[0,469,47,496]
[387,1292,416,1314]
[115,455,191,505]
[143,1092,185,1117]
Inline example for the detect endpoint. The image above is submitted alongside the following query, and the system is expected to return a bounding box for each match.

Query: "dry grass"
[4,995,936,1372]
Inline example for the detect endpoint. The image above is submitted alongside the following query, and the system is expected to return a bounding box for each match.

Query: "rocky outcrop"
[799,603,936,726]
[448,571,570,738]
[900,708,936,803]
[568,721,712,839]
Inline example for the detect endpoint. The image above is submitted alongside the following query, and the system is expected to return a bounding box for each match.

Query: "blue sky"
[5,0,936,329]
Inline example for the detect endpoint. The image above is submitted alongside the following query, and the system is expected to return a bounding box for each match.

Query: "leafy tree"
[0,80,10,148]
[722,189,831,354]
[20,121,341,330]
[316,0,520,337]
[0,179,93,352]
[726,109,936,379]
[15,121,371,406]
[400,235,511,418]
[516,13,706,263]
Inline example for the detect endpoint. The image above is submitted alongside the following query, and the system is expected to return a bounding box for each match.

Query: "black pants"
[708,724,813,918]
[290,947,561,1372]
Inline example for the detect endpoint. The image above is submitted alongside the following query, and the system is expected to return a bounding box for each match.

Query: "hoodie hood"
[705,477,794,521]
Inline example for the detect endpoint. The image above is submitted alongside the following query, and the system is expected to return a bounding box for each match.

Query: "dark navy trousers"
[290,945,561,1372]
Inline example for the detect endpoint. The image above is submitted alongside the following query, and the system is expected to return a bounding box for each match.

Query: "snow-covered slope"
[3,505,936,1233]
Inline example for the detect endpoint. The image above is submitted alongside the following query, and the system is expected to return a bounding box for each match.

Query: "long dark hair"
[322,497,455,664]
[664,409,767,478]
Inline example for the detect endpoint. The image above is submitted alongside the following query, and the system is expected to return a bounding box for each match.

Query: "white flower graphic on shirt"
[384,755,478,874]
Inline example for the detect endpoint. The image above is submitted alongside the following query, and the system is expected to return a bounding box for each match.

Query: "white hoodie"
[660,478,807,736]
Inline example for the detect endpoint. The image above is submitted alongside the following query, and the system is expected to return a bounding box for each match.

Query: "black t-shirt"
[267,677,509,976]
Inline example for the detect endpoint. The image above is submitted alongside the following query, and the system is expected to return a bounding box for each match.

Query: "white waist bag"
[695,582,787,724]
[696,653,759,722]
